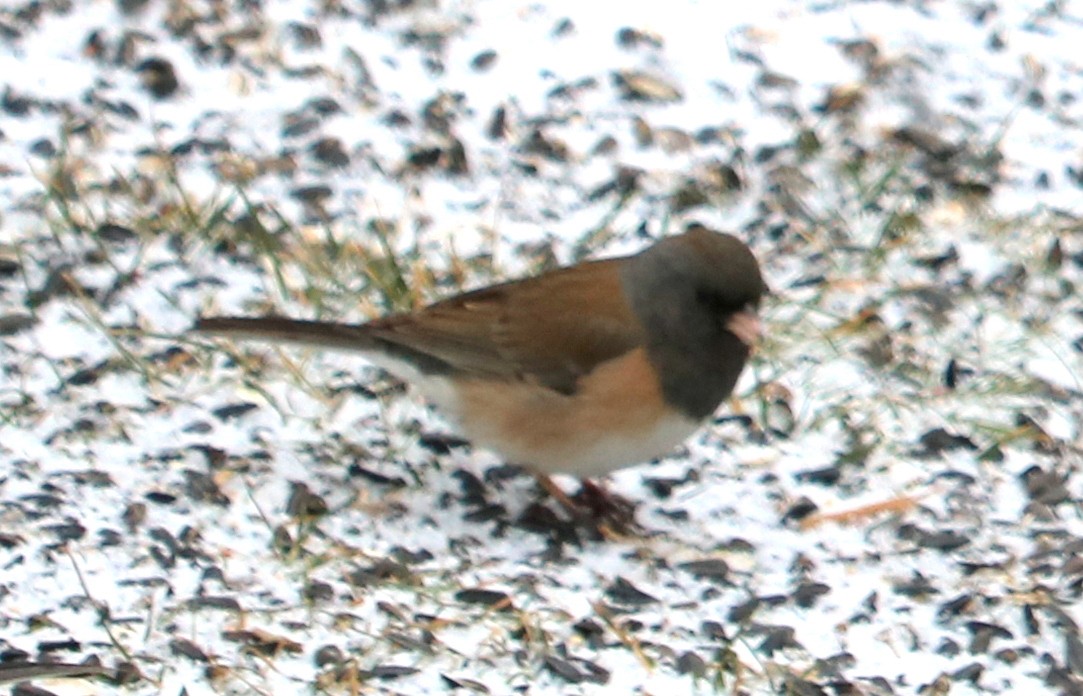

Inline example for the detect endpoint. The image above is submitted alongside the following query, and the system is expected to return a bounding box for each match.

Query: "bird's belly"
[512,411,700,477]
[446,348,705,477]
[370,348,708,477]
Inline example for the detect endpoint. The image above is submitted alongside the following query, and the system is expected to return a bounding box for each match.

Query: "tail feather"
[0,661,111,684]
[193,316,378,353]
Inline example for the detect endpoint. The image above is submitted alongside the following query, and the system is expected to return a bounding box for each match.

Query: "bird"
[194,224,766,525]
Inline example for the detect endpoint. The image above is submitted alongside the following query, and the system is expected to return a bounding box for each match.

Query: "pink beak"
[725,309,762,349]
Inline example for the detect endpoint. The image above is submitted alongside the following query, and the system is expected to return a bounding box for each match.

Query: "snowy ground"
[2,0,1083,693]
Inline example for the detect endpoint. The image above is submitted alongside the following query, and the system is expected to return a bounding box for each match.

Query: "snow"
[2,0,1083,693]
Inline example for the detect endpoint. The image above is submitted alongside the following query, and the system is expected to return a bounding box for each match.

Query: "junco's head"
[620,224,765,421]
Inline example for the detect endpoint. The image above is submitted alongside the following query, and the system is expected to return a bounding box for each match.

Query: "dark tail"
[193,316,378,353]
[0,661,111,685]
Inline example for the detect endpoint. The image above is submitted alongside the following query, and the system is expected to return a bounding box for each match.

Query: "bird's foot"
[533,474,641,538]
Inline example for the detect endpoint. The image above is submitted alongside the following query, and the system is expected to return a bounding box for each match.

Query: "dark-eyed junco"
[195,225,765,518]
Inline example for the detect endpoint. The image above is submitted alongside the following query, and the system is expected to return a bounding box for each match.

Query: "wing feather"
[366,258,645,393]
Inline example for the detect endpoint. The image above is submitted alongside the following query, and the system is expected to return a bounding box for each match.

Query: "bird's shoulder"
[367,258,646,393]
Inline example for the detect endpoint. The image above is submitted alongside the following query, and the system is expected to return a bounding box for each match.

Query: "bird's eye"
[695,289,720,308]
[695,289,737,315]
